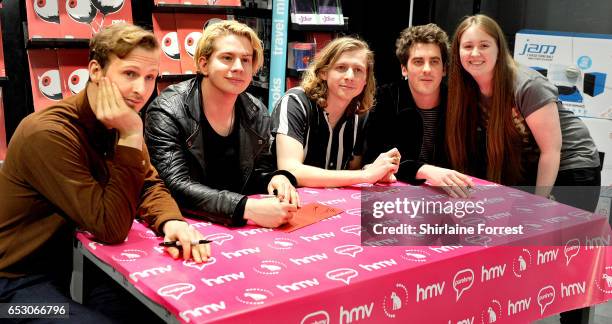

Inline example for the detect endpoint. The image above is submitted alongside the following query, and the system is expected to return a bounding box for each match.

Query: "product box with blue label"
[514,30,612,120]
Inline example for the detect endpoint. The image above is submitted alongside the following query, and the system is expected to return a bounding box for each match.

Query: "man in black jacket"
[145,20,298,228]
[365,24,473,198]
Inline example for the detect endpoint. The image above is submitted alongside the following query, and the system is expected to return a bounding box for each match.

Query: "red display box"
[59,0,133,39]
[25,0,62,39]
[176,13,226,74]
[28,49,62,111]
[58,49,90,98]
[152,13,181,75]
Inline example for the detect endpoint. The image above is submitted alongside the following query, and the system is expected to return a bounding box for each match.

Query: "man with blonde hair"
[145,20,299,229]
[0,23,205,321]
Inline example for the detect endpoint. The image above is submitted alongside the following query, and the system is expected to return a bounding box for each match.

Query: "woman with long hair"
[446,14,600,208]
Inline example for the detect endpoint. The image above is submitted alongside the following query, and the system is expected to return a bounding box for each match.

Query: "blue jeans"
[0,274,113,323]
[0,260,164,324]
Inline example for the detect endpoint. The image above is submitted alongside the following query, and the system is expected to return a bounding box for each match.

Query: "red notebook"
[58,49,90,98]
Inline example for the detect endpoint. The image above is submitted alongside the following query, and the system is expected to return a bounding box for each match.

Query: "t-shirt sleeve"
[516,72,559,118]
[270,92,309,146]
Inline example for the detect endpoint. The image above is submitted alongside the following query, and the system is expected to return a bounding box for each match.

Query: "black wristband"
[268,169,298,186]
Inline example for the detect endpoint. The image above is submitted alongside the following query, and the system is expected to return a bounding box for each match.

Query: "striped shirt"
[416,107,439,164]
[271,88,366,170]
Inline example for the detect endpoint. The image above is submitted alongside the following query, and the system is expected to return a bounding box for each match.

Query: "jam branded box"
[176,13,227,74]
[152,13,181,75]
[514,30,611,120]
[59,0,133,39]
[25,0,62,39]
[57,49,89,98]
[28,49,62,111]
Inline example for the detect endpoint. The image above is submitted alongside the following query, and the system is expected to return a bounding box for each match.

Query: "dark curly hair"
[395,23,449,68]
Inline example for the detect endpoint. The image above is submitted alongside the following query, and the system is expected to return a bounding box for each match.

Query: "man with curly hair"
[364,24,473,198]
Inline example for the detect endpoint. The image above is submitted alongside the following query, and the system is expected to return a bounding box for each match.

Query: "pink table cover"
[76,182,612,323]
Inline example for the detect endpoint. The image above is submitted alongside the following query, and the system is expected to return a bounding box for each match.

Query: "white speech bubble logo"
[345,208,361,216]
[253,260,287,275]
[334,245,364,258]
[341,225,362,236]
[537,285,555,315]
[564,239,580,266]
[268,238,298,250]
[453,268,475,301]
[204,233,234,246]
[138,230,157,239]
[183,257,216,271]
[157,283,196,301]
[326,268,358,285]
[300,310,330,324]
[111,249,148,262]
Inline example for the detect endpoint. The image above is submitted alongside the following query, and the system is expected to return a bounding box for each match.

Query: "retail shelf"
[26,38,89,49]
[153,4,271,18]
[286,68,304,78]
[290,23,348,32]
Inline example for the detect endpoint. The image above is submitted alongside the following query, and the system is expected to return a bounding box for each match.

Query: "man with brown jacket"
[0,23,208,322]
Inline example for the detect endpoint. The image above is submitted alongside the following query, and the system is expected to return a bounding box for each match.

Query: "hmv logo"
[238,228,273,236]
[339,303,374,324]
[201,272,245,286]
[301,232,335,242]
[507,297,531,315]
[448,318,474,324]
[276,278,320,292]
[518,41,557,55]
[561,281,586,298]
[129,265,172,282]
[290,253,328,265]
[180,301,226,322]
[585,235,611,249]
[537,249,559,265]
[222,247,261,259]
[416,281,445,302]
[481,264,506,282]
[359,259,397,271]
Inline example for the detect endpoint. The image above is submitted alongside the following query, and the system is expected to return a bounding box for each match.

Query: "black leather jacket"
[144,75,290,226]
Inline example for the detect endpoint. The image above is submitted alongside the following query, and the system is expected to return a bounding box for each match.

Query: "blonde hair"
[300,37,376,114]
[89,23,158,69]
[194,20,264,74]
